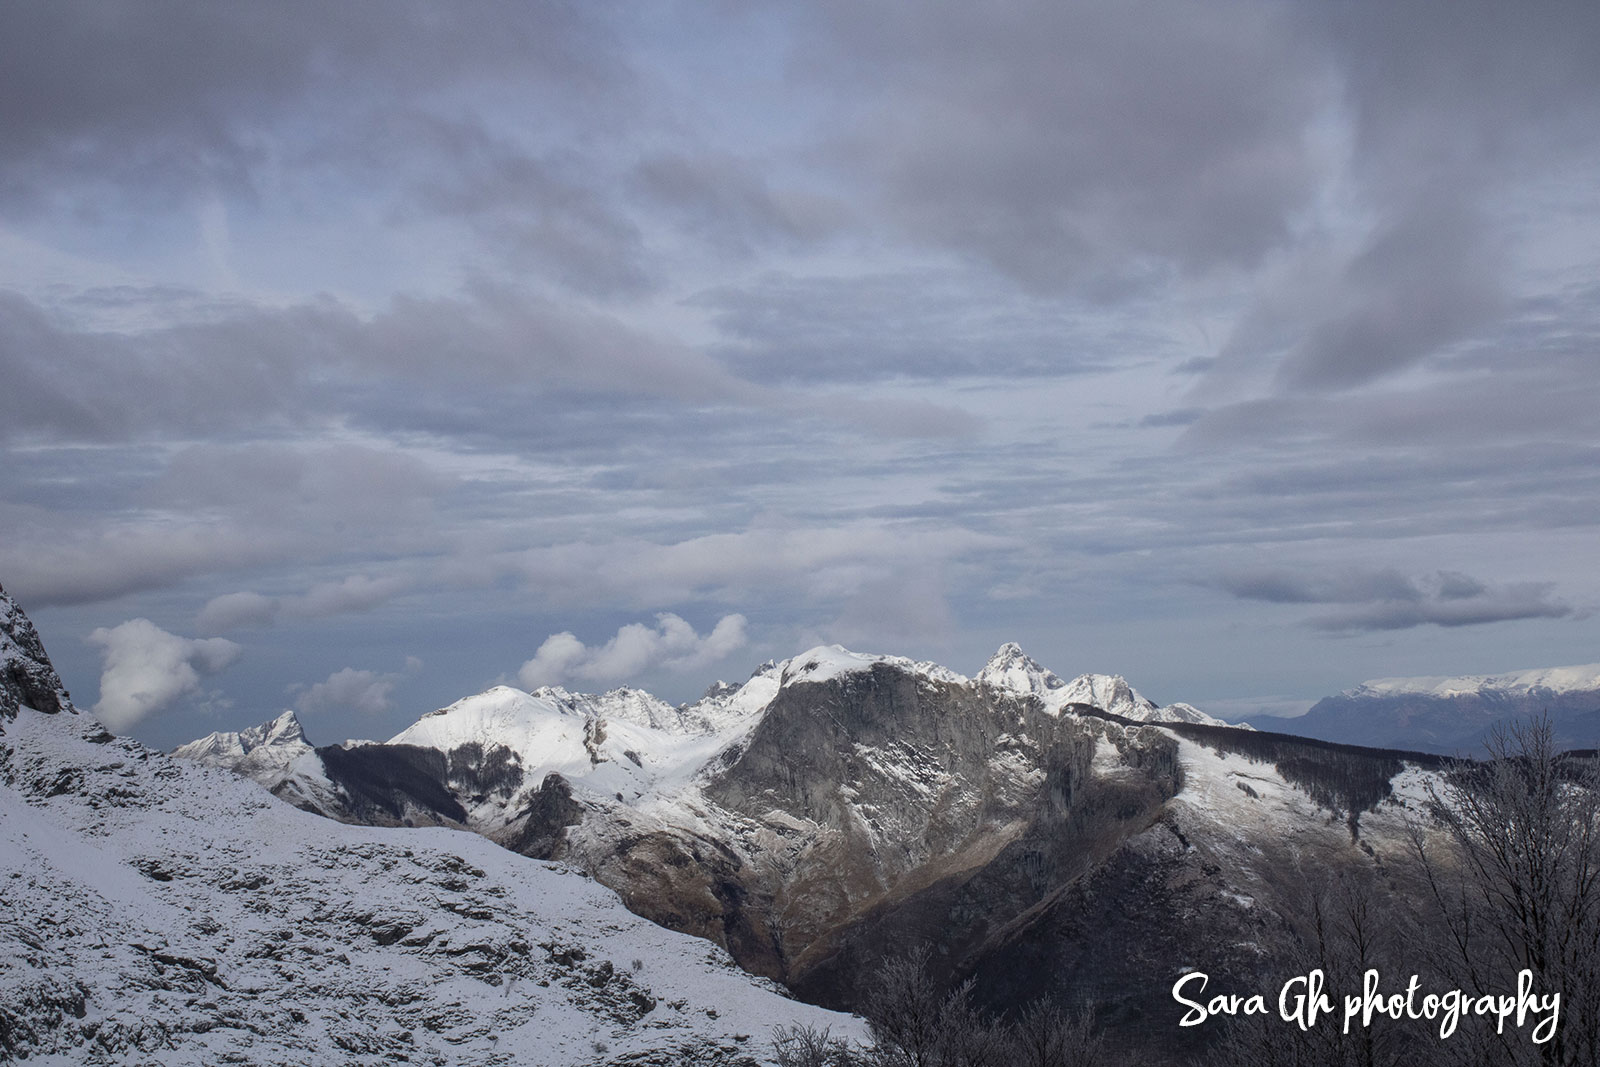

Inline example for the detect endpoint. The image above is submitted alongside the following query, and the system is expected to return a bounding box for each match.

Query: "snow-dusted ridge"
[1349,662,1600,699]
[193,641,1246,836]
[778,643,969,687]
[1292,660,1600,752]
[172,708,313,779]
[975,641,1240,727]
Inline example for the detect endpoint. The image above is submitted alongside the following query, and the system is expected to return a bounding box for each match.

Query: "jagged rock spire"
[0,583,71,718]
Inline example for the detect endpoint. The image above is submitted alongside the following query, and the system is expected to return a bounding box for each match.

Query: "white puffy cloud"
[518,613,747,689]
[87,618,241,730]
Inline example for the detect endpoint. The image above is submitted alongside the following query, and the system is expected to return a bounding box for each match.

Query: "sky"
[4,1,1600,750]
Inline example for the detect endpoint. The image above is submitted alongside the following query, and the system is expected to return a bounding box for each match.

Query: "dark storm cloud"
[797,0,1327,294]
[1217,567,1572,633]
[0,1,628,207]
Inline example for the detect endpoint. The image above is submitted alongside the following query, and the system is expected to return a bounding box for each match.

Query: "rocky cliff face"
[0,580,70,719]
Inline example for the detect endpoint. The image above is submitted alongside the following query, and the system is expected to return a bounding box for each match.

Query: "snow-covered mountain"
[172,707,314,780]
[0,585,863,1065]
[1282,663,1600,753]
[975,641,1238,727]
[182,638,1450,1058]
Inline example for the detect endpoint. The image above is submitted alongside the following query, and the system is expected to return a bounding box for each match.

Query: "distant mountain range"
[1263,664,1600,754]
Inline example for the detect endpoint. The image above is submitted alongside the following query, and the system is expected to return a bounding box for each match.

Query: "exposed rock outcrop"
[0,583,70,719]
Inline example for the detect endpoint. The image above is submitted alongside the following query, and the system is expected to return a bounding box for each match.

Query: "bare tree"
[1009,1000,1107,1067]
[772,1023,865,1067]
[860,946,1011,1067]
[1411,715,1600,1067]
[1208,871,1428,1067]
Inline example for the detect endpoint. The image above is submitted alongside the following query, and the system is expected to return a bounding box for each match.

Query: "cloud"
[518,613,748,689]
[293,658,422,718]
[697,270,1120,383]
[0,287,750,445]
[829,566,956,651]
[87,618,240,729]
[197,591,279,633]
[1272,198,1505,391]
[400,116,651,296]
[1216,567,1421,606]
[197,575,411,634]
[632,150,843,257]
[0,2,629,210]
[1139,408,1205,429]
[489,523,1006,612]
[1216,567,1572,633]
[800,0,1328,293]
[296,575,410,618]
[294,668,392,718]
[1308,584,1571,634]
[0,519,289,608]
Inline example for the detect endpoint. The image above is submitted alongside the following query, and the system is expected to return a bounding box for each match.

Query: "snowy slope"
[533,685,685,733]
[0,590,864,1065]
[385,685,754,829]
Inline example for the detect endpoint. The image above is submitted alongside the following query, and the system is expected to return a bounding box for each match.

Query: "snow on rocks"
[777,645,968,688]
[171,709,314,785]
[976,643,1238,727]
[1,698,864,1065]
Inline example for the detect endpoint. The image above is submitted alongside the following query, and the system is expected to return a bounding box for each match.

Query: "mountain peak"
[0,584,73,719]
[779,645,968,688]
[984,641,1036,669]
[172,709,315,779]
[248,708,307,746]
[977,642,1066,699]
